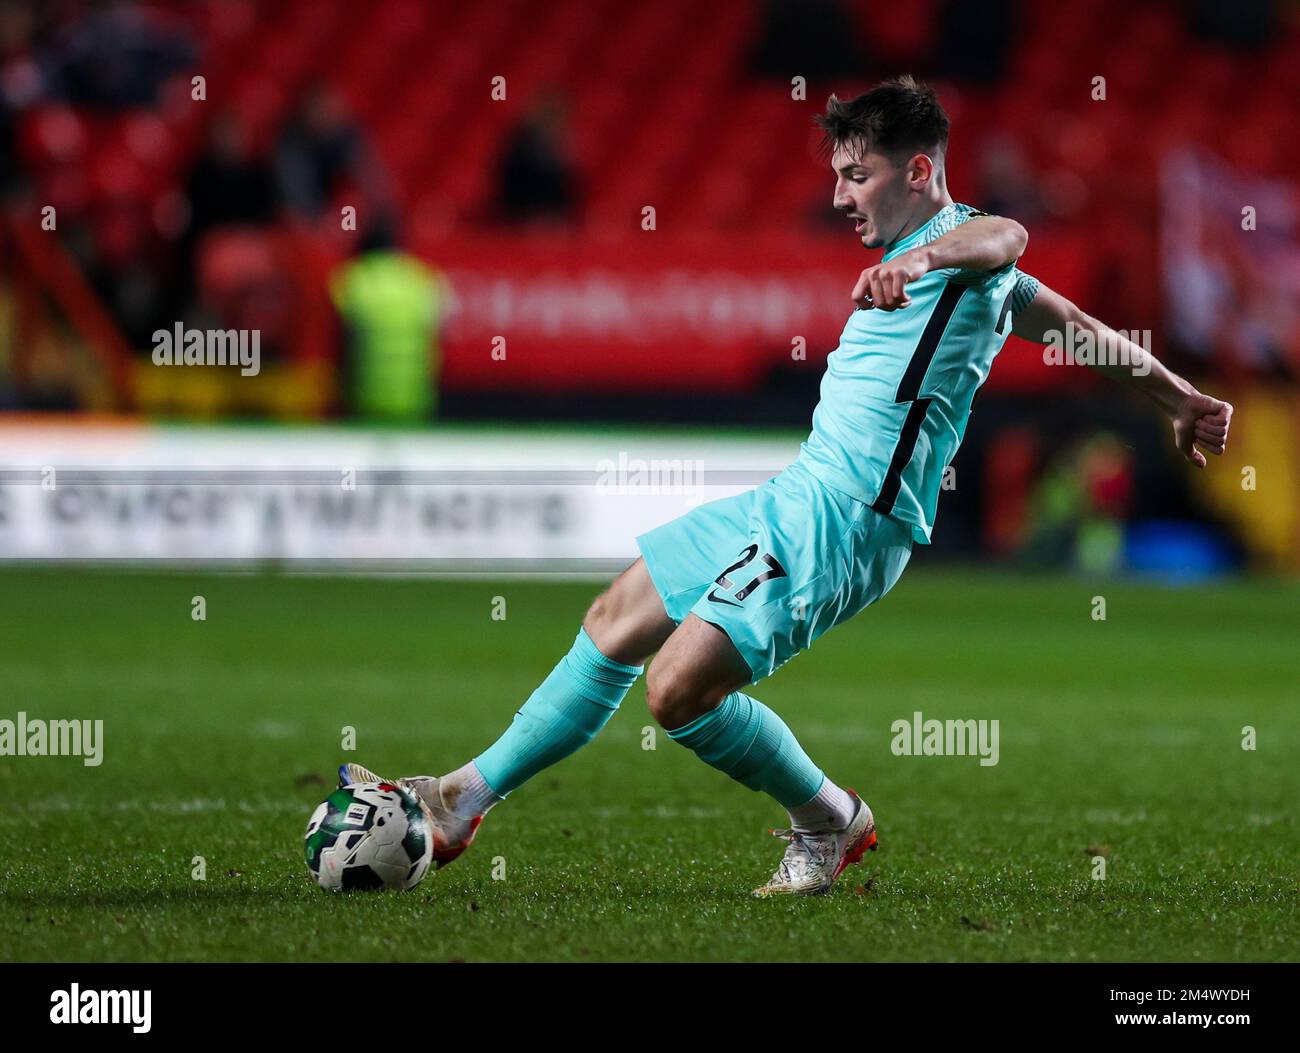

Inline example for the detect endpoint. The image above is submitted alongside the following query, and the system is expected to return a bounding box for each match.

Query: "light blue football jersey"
[796,203,1039,544]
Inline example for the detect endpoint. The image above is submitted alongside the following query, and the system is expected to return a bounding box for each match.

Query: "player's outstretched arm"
[1012,283,1234,468]
[852,216,1028,311]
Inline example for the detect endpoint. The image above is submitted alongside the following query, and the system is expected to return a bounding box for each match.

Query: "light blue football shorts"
[635,460,914,683]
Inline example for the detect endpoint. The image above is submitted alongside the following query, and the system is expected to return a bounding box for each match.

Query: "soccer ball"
[304,782,434,891]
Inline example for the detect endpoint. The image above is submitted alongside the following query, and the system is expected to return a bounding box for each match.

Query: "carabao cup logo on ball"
[305,782,434,891]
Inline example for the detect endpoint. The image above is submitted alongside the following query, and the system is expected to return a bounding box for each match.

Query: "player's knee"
[583,567,672,666]
[580,592,632,667]
[583,589,615,635]
[645,659,721,731]
[644,661,682,728]
[583,589,629,658]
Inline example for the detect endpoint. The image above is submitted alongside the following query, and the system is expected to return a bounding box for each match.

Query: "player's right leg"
[342,558,677,867]
[642,614,877,896]
[640,461,913,895]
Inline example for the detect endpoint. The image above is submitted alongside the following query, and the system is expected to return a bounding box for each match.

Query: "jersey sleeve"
[1009,270,1040,314]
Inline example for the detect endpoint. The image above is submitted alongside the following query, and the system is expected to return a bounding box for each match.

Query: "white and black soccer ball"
[304,782,434,891]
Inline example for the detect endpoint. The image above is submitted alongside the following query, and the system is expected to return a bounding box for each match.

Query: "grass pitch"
[0,566,1296,962]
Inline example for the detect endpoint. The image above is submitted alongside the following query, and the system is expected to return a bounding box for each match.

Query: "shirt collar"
[882,203,957,261]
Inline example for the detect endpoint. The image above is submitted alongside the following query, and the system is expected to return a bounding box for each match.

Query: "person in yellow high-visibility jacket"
[330,222,450,422]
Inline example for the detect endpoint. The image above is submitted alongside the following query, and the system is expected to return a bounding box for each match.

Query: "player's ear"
[906,153,935,190]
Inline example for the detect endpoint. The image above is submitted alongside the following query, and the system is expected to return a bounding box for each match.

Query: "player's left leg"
[646,614,874,896]
[462,557,675,804]
[342,478,767,867]
[343,558,677,866]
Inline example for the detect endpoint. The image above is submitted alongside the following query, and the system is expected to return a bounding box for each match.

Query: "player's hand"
[852,249,930,311]
[1171,391,1233,468]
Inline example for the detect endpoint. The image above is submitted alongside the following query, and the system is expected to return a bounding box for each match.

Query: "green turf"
[0,566,1296,962]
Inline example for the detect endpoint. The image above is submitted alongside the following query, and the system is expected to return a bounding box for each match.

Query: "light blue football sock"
[474,628,643,797]
[666,691,824,808]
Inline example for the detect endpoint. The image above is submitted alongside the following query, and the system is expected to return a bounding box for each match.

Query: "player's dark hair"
[814,75,949,164]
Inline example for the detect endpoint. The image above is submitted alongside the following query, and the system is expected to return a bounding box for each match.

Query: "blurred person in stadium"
[168,111,277,317]
[495,89,579,225]
[50,0,192,110]
[329,216,450,422]
[1019,432,1134,574]
[79,162,170,349]
[0,0,52,199]
[185,111,276,238]
[274,81,392,228]
[932,0,1012,84]
[749,0,864,79]
[342,75,1234,896]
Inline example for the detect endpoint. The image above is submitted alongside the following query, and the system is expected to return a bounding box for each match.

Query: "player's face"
[830,142,913,249]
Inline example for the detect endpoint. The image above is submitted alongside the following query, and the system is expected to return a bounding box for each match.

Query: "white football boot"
[751,791,878,898]
[338,763,482,869]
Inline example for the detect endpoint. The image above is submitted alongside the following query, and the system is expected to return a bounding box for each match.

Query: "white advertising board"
[0,423,803,569]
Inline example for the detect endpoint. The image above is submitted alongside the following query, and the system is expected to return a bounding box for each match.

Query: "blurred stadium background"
[0,0,1297,576]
